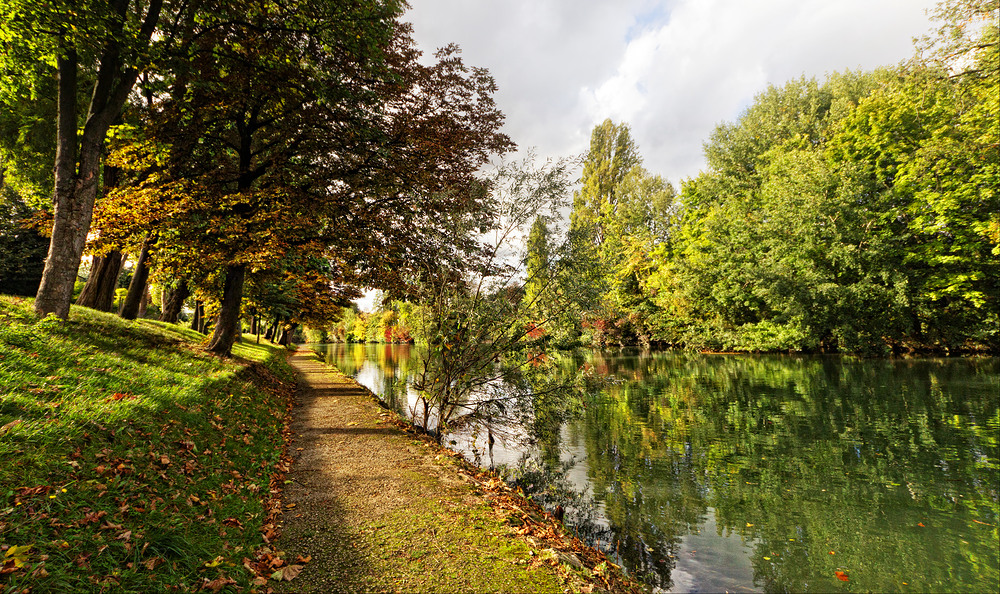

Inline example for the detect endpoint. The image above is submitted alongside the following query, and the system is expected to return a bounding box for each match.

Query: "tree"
[92,0,512,355]
[1,0,167,319]
[407,156,583,442]
[523,215,552,318]
[570,119,642,251]
[568,120,676,346]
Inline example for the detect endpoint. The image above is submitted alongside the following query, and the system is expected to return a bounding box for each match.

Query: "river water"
[311,343,999,593]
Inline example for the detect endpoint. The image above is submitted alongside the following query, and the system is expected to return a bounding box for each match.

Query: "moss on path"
[272,348,633,594]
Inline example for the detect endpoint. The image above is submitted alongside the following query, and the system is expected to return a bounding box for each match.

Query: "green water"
[312,343,999,593]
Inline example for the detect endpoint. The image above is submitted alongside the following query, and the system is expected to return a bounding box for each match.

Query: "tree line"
[1,0,512,355]
[533,1,997,355]
[1,0,996,357]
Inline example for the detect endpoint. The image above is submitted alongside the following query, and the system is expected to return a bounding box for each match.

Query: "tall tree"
[570,119,642,250]
[523,215,552,317]
[94,0,513,355]
[1,0,166,319]
[569,120,675,345]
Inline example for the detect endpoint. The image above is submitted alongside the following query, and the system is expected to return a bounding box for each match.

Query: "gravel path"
[271,348,577,593]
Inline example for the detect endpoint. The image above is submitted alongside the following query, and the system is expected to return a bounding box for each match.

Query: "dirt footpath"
[272,348,637,594]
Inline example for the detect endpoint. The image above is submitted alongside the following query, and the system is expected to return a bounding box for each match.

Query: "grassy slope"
[0,295,292,593]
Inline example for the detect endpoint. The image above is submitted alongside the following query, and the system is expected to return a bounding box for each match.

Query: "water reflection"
[313,344,1000,593]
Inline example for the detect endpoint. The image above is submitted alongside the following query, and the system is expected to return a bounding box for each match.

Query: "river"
[311,343,999,593]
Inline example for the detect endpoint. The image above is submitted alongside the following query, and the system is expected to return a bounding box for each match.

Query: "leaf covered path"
[274,348,630,593]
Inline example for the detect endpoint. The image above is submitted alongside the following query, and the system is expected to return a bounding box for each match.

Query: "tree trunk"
[159,279,190,323]
[138,285,150,318]
[191,300,204,333]
[207,264,246,355]
[34,45,82,319]
[119,234,154,320]
[264,317,279,341]
[33,2,164,319]
[76,250,124,311]
[278,322,298,346]
[75,161,123,312]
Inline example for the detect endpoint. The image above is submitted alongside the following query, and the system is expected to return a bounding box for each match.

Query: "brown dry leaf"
[281,564,304,581]
[0,420,23,435]
[203,576,237,592]
[32,566,50,578]
[142,557,163,571]
[295,555,312,564]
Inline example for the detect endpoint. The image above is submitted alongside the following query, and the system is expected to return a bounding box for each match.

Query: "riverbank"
[273,347,640,593]
[0,296,640,593]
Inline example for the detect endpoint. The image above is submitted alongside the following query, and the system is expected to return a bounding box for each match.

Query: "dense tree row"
[2,0,995,356]
[1,0,513,355]
[544,1,998,354]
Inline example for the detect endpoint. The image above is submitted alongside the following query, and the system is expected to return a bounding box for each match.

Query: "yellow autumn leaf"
[204,555,225,567]
[5,544,33,568]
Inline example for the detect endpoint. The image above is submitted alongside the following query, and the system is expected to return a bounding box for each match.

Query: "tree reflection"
[572,353,998,592]
[314,343,999,592]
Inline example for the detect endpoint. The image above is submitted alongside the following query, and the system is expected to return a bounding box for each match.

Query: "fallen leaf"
[4,544,32,568]
[917,522,925,527]
[202,576,236,592]
[295,554,312,564]
[281,564,304,581]
[204,556,225,568]
[0,419,23,435]
[30,566,49,578]
[835,571,849,581]
[142,557,163,570]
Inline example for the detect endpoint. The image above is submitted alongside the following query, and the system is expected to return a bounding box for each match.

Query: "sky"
[404,0,942,187]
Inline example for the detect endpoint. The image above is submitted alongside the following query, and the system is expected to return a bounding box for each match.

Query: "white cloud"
[404,0,939,186]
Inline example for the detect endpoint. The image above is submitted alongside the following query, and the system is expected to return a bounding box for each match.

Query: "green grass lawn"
[1,295,293,593]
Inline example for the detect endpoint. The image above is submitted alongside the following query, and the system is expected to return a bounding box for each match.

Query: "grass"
[0,295,294,593]
[356,499,565,593]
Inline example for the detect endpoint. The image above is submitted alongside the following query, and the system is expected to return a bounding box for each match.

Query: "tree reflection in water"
[314,343,999,593]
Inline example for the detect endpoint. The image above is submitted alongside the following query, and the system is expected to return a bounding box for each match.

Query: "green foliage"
[0,191,47,297]
[641,4,999,353]
[568,120,678,346]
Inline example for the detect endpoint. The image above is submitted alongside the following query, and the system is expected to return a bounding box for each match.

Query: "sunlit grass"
[0,294,294,591]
